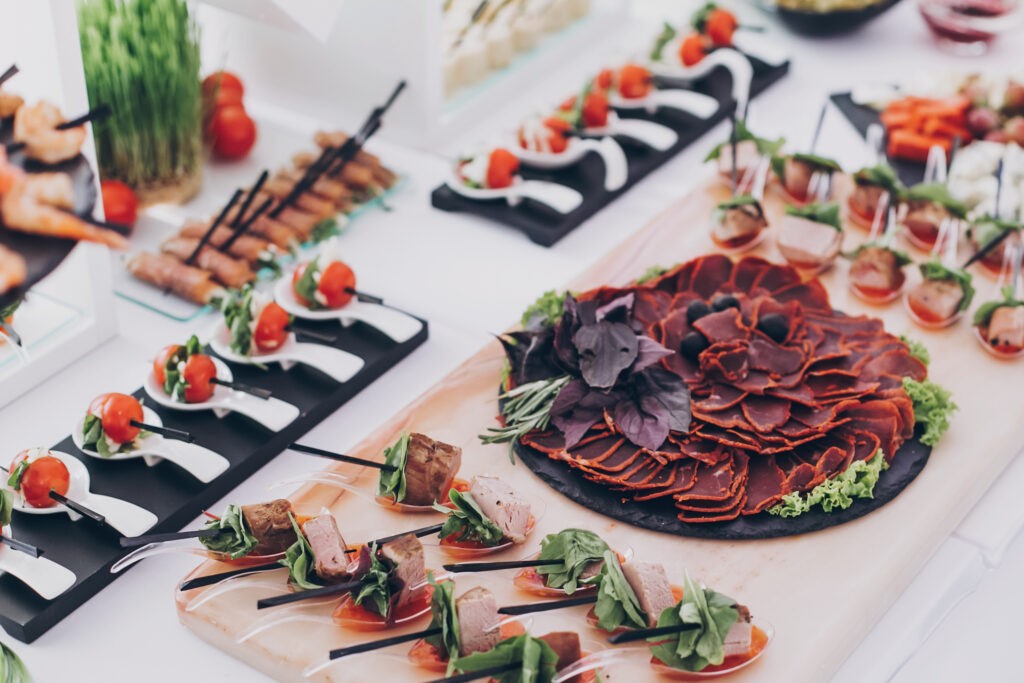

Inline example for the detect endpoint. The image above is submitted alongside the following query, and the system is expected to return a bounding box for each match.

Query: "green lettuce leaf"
[279,514,323,591]
[352,543,394,618]
[434,489,505,546]
[971,216,1022,250]
[376,432,410,503]
[716,194,762,211]
[452,633,559,683]
[918,260,975,312]
[425,574,461,674]
[899,335,931,366]
[973,285,1024,327]
[649,572,739,672]
[0,490,12,528]
[706,119,785,161]
[294,257,323,310]
[522,290,567,329]
[772,152,842,181]
[536,528,610,594]
[593,550,647,632]
[636,264,671,285]
[769,450,889,517]
[310,218,341,244]
[852,163,902,193]
[901,182,967,218]
[784,202,843,231]
[903,378,957,447]
[649,21,677,61]
[199,504,259,559]
[6,461,28,491]
[0,641,32,683]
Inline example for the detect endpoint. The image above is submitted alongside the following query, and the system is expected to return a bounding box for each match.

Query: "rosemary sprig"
[480,375,570,462]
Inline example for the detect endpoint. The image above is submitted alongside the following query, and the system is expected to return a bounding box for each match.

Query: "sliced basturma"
[632,461,699,501]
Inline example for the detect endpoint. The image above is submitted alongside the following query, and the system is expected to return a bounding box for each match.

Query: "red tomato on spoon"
[486,148,520,189]
[253,301,291,351]
[89,392,144,444]
[10,451,70,509]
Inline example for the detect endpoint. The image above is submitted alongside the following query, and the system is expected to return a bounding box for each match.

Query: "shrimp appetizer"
[12,100,87,165]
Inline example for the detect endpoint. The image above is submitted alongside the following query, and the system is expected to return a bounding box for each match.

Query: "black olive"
[711,294,741,312]
[686,299,711,324]
[680,330,709,361]
[758,313,789,343]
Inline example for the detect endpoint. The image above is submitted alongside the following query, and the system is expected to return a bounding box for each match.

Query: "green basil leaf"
[535,528,610,594]
[199,504,259,559]
[279,514,324,591]
[376,432,410,503]
[593,550,647,632]
[433,489,505,546]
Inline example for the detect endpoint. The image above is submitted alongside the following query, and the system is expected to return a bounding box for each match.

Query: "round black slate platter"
[513,427,930,540]
[0,117,98,308]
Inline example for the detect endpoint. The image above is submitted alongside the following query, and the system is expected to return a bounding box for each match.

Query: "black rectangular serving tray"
[0,315,428,643]
[830,91,926,186]
[430,56,790,247]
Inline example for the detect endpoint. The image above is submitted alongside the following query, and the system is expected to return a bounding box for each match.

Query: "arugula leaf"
[593,550,647,632]
[903,378,957,447]
[425,574,461,674]
[650,21,677,61]
[6,461,28,491]
[452,633,559,683]
[352,543,393,618]
[901,182,967,218]
[636,264,670,285]
[769,450,889,517]
[310,218,341,244]
[521,290,567,329]
[434,489,505,546]
[294,257,323,310]
[0,490,13,528]
[705,119,785,161]
[973,285,1024,327]
[376,432,410,503]
[279,514,324,591]
[784,202,843,231]
[0,641,32,683]
[649,572,739,672]
[716,194,762,211]
[853,163,901,193]
[918,260,975,312]
[899,335,931,367]
[536,528,609,594]
[199,504,259,559]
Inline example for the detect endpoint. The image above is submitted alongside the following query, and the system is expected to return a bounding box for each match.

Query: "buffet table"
[5,1,1024,681]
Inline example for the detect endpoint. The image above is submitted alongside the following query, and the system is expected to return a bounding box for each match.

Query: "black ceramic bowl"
[775,0,903,35]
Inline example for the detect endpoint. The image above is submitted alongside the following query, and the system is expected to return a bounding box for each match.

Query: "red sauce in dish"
[846,199,878,231]
[905,222,940,250]
[906,297,953,325]
[333,584,434,631]
[648,625,769,677]
[710,230,763,251]
[850,280,903,304]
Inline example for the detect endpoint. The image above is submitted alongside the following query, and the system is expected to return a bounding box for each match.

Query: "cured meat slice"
[700,341,750,384]
[741,395,791,433]
[677,455,740,502]
[633,289,673,329]
[730,256,773,292]
[633,460,699,501]
[693,309,751,345]
[860,349,927,382]
[678,492,746,522]
[575,442,645,473]
[772,281,831,312]
[742,456,788,514]
[747,338,806,376]
[689,254,734,298]
[693,384,747,411]
[751,263,801,294]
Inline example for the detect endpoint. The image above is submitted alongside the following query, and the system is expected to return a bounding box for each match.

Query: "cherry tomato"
[210,105,257,160]
[10,452,70,509]
[486,148,520,189]
[317,261,357,309]
[543,117,572,154]
[100,179,138,228]
[181,354,217,404]
[581,90,610,128]
[96,393,144,444]
[152,345,180,386]
[594,68,614,91]
[202,71,245,99]
[211,86,244,110]
[618,63,652,100]
[705,8,737,47]
[253,301,291,351]
[680,33,708,66]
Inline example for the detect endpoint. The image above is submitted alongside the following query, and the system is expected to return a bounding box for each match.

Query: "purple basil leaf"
[551,380,617,447]
[613,395,670,451]
[573,321,638,389]
[639,367,692,433]
[632,335,674,373]
[595,293,634,323]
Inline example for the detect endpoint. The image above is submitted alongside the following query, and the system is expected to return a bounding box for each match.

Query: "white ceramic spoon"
[445,172,584,214]
[583,111,677,152]
[515,136,629,192]
[209,324,365,383]
[608,87,719,120]
[732,31,790,68]
[10,451,158,537]
[144,356,300,432]
[648,48,753,120]
[72,406,230,484]
[272,278,424,345]
[0,525,77,600]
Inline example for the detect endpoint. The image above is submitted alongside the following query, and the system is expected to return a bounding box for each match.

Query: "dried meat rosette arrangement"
[486,254,956,527]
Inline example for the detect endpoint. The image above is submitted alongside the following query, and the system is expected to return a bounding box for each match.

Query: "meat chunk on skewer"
[301,514,352,583]
[379,534,426,614]
[906,278,964,323]
[178,221,277,265]
[455,586,501,656]
[849,246,902,294]
[126,252,223,304]
[987,306,1024,349]
[403,433,462,506]
[241,499,296,556]
[468,476,531,544]
[723,603,753,658]
[539,632,583,683]
[621,561,675,626]
[160,236,255,288]
[0,90,23,119]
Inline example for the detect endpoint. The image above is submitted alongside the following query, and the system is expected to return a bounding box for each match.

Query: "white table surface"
[4,1,1024,681]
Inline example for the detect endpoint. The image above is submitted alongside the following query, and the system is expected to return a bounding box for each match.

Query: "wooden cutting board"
[177,176,1024,682]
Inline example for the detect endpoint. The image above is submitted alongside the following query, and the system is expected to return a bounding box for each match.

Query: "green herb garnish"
[0,299,21,321]
[972,216,1022,250]
[716,194,762,211]
[0,641,32,683]
[425,574,461,674]
[434,489,505,546]
[847,242,912,267]
[6,461,28,491]
[593,550,647,632]
[918,260,975,312]
[690,1,717,31]
[649,572,740,672]
[650,21,677,61]
[479,376,571,462]
[219,285,256,356]
[768,450,889,517]
[163,335,204,401]
[901,182,968,218]
[293,257,323,310]
[536,528,609,594]
[199,504,259,559]
[80,414,146,457]
[784,202,843,231]
[853,163,902,193]
[899,335,931,367]
[279,515,323,591]
[521,290,567,329]
[556,79,594,130]
[452,633,559,683]
[973,285,1024,328]
[352,543,393,618]
[376,432,410,503]
[903,378,957,447]
[705,119,785,162]
[310,218,341,244]
[771,152,842,182]
[0,490,13,528]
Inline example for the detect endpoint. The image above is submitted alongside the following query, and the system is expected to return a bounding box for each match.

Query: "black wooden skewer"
[372,523,444,547]
[220,195,274,252]
[210,377,272,399]
[49,491,106,525]
[0,534,41,558]
[230,170,269,230]
[130,420,194,443]
[183,188,243,267]
[287,443,398,471]
[0,318,22,348]
[426,662,520,683]
[289,326,337,344]
[607,622,701,644]
[179,562,283,591]
[257,578,363,609]
[444,558,562,573]
[964,159,1009,268]
[730,112,739,195]
[347,288,384,305]
[808,102,828,154]
[497,594,597,616]
[119,527,220,548]
[330,626,442,660]
[5,104,112,153]
[0,64,18,88]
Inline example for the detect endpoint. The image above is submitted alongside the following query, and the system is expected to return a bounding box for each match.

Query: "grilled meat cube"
[301,514,351,583]
[540,632,582,682]
[722,603,753,658]
[468,476,531,544]
[621,561,675,626]
[241,499,296,556]
[987,305,1024,349]
[714,203,766,244]
[777,216,841,268]
[455,586,501,656]
[782,157,817,200]
[907,278,964,322]
[849,182,886,220]
[403,433,462,506]
[716,139,759,180]
[903,200,950,243]
[379,534,426,613]
[849,246,902,293]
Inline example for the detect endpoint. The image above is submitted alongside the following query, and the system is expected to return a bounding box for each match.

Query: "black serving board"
[0,315,428,643]
[831,91,926,187]
[515,428,930,540]
[0,118,98,309]
[431,56,790,247]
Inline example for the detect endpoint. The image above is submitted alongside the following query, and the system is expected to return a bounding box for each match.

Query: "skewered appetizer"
[514,528,611,596]
[586,553,679,631]
[291,241,356,310]
[557,82,610,130]
[905,260,975,328]
[654,3,742,67]
[595,63,652,100]
[80,392,148,457]
[517,115,572,154]
[448,630,584,683]
[456,148,521,190]
[280,513,360,589]
[970,215,1021,274]
[848,243,911,304]
[847,164,902,230]
[152,335,218,403]
[974,287,1024,357]
[8,448,70,509]
[899,182,968,251]
[219,284,291,355]
[200,500,298,560]
[178,220,281,266]
[333,534,430,628]
[434,476,534,554]
[159,235,255,289]
[704,120,784,186]
[126,252,225,305]
[776,202,843,271]
[12,100,86,165]
[771,153,841,203]
[378,432,463,507]
[711,194,767,251]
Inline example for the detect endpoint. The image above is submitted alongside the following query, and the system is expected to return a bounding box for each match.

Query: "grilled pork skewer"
[127,252,224,304]
[160,236,256,289]
[178,221,278,265]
